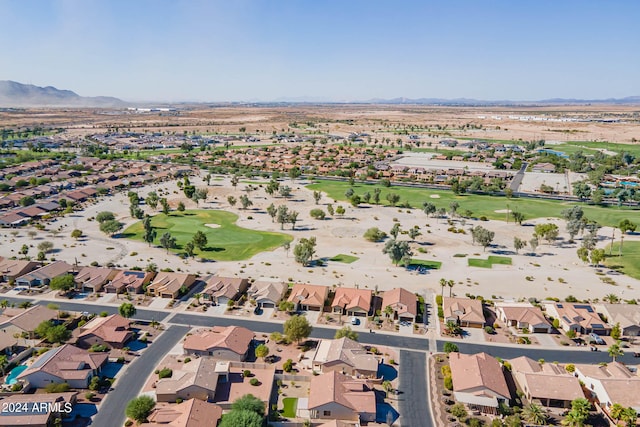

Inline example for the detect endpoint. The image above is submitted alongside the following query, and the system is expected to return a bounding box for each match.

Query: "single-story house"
[201,275,249,306]
[76,314,133,349]
[183,326,254,361]
[248,280,287,308]
[449,352,510,414]
[147,399,223,427]
[15,260,75,288]
[0,257,39,282]
[74,266,119,293]
[544,302,610,335]
[597,304,640,337]
[147,272,197,299]
[308,371,376,422]
[510,356,583,408]
[574,362,640,413]
[156,358,223,403]
[311,338,378,378]
[495,302,552,333]
[443,297,485,328]
[17,344,108,389]
[104,270,154,294]
[1,304,58,338]
[331,288,372,317]
[287,283,329,311]
[0,392,77,427]
[381,288,418,323]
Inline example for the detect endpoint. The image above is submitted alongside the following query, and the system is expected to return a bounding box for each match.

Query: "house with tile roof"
[183,326,254,361]
[76,314,133,349]
[509,356,583,408]
[74,266,119,293]
[1,304,58,338]
[287,283,329,311]
[574,362,640,413]
[104,270,154,294]
[147,399,223,427]
[156,358,224,403]
[0,257,39,282]
[443,297,485,328]
[381,287,418,323]
[449,352,510,414]
[15,260,75,288]
[495,302,551,333]
[597,304,640,337]
[308,371,376,422]
[17,344,108,389]
[331,288,372,317]
[147,272,197,299]
[0,392,77,427]
[248,280,287,309]
[544,302,610,335]
[201,275,249,306]
[311,338,378,378]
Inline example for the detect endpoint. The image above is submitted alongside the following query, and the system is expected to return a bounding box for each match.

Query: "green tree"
[276,205,289,229]
[310,208,325,220]
[386,192,400,206]
[523,403,547,425]
[562,398,590,427]
[373,188,381,205]
[49,274,75,293]
[266,203,276,221]
[335,326,358,341]
[184,241,195,258]
[239,194,253,210]
[335,205,345,216]
[284,315,312,344]
[125,395,156,424]
[313,190,322,204]
[191,188,208,206]
[160,232,177,253]
[19,196,35,207]
[219,410,262,427]
[142,215,156,246]
[293,237,317,266]
[512,211,525,225]
[96,211,115,223]
[177,201,185,212]
[534,223,559,245]
[611,322,622,340]
[36,321,71,343]
[514,237,526,254]
[608,342,623,361]
[364,227,387,242]
[20,244,29,257]
[71,229,83,240]
[231,393,265,416]
[100,219,124,237]
[37,240,54,253]
[146,191,159,210]
[443,342,459,353]
[255,344,269,361]
[382,239,413,266]
[160,198,170,215]
[619,218,637,234]
[192,231,208,251]
[0,354,8,376]
[119,302,136,318]
[408,227,421,241]
[590,248,605,266]
[621,407,637,426]
[389,223,401,239]
[326,203,334,216]
[423,202,436,217]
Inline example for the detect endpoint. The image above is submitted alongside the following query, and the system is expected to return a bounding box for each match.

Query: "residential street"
[91,325,190,427]
[398,350,433,427]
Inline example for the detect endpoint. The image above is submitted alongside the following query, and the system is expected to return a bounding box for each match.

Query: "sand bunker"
[430,195,441,199]
[204,223,221,229]
[494,209,512,214]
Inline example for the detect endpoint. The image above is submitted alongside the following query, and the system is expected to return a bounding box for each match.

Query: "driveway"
[91,325,190,427]
[461,327,486,343]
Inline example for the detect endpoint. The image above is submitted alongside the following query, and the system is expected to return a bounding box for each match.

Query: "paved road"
[509,161,528,191]
[398,350,433,427]
[91,325,190,427]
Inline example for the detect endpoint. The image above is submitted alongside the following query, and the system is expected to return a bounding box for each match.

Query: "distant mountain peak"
[0,80,126,107]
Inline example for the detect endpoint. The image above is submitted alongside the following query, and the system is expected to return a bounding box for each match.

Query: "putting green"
[123,210,292,261]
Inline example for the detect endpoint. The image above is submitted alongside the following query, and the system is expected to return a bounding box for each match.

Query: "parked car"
[589,333,605,345]
[351,317,360,325]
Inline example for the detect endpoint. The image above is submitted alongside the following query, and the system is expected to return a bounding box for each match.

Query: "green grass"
[408,259,442,269]
[468,256,513,268]
[122,210,292,261]
[329,254,359,264]
[565,141,640,157]
[306,179,638,227]
[282,397,298,418]
[605,241,640,280]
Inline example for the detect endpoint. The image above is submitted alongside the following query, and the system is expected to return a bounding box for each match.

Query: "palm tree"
[561,412,585,427]
[383,305,394,319]
[447,279,455,297]
[439,278,446,298]
[523,403,547,425]
[610,403,624,422]
[621,407,637,426]
[608,343,624,361]
[603,293,620,304]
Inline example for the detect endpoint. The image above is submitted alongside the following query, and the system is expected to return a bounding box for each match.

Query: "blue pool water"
[537,148,569,158]
[5,365,27,385]
[620,181,638,187]
[101,362,123,379]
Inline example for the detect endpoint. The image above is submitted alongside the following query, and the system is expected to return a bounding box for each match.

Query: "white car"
[351,317,359,325]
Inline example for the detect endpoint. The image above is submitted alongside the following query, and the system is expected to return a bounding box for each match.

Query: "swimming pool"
[5,365,27,385]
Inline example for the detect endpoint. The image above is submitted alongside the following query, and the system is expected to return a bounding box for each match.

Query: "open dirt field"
[3,175,639,302]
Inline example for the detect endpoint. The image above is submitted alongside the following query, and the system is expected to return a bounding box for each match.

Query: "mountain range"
[0,81,125,107]
[1,80,639,107]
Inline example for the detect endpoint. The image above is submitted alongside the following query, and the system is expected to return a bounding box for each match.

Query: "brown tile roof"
[496,303,549,327]
[3,304,57,332]
[17,260,75,283]
[443,297,485,325]
[249,280,287,304]
[0,392,77,426]
[287,283,329,308]
[75,266,118,289]
[313,338,378,374]
[106,270,154,292]
[449,352,510,399]
[18,344,108,382]
[332,288,372,312]
[0,257,39,279]
[202,275,248,300]
[148,272,196,296]
[510,357,583,402]
[382,288,417,318]
[156,358,220,398]
[78,314,132,345]
[147,399,223,427]
[183,326,254,356]
[308,371,376,415]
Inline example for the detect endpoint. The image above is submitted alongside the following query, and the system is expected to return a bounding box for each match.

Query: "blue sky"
[1,0,639,102]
